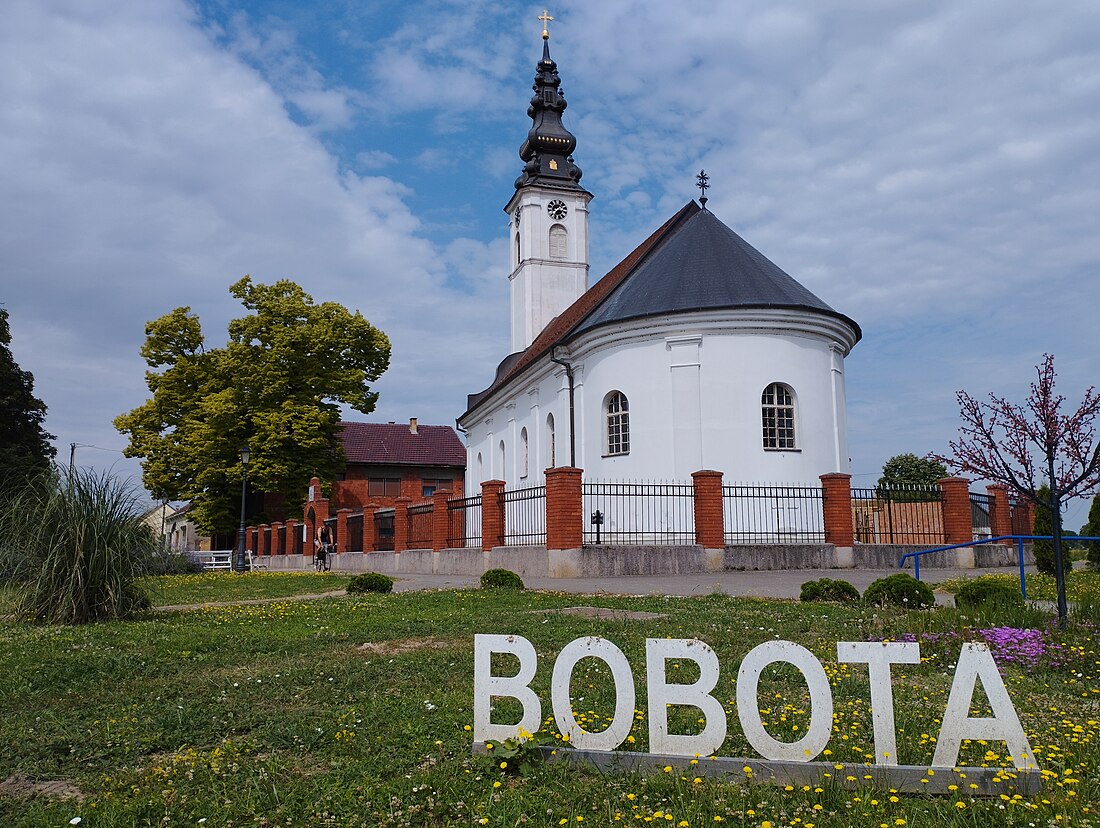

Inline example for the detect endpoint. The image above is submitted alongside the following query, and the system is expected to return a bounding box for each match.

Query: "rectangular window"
[368,478,401,498]
[421,478,453,498]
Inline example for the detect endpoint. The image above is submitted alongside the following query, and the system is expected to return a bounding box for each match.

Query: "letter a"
[473,634,542,744]
[932,642,1037,770]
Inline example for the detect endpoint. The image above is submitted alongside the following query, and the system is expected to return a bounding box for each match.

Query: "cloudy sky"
[2,1,1097,525]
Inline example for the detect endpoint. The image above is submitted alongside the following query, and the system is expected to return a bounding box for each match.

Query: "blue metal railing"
[899,535,1100,601]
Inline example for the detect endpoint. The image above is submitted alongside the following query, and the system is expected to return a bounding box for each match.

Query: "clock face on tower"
[547,200,568,220]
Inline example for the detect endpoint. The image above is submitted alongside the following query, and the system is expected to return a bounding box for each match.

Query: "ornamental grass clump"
[0,469,155,624]
[346,572,394,594]
[799,577,860,603]
[863,572,935,609]
[480,568,524,590]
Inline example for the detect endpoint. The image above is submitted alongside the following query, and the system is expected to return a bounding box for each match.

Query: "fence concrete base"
[252,541,1034,578]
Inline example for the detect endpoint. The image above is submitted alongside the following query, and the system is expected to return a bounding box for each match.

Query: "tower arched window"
[546,412,556,468]
[549,224,567,259]
[605,391,630,456]
[761,383,797,450]
[520,427,529,479]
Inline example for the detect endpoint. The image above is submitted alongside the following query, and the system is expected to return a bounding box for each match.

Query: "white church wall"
[461,310,854,489]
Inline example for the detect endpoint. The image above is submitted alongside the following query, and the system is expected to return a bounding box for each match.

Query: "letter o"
[736,640,833,762]
[551,637,636,751]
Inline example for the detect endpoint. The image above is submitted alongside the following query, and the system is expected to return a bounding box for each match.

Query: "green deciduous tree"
[878,453,947,489]
[0,307,57,491]
[1032,483,1057,576]
[114,277,390,534]
[1084,493,1100,570]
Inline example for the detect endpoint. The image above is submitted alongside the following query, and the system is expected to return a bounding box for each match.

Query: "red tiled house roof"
[336,421,466,467]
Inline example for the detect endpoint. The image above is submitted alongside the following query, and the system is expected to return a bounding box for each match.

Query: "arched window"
[520,427,529,478]
[477,452,483,482]
[498,440,506,480]
[605,391,630,456]
[546,412,556,468]
[549,224,567,259]
[514,232,521,267]
[761,383,796,450]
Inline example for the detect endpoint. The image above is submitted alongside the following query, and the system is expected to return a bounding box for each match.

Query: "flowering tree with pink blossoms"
[935,354,1100,626]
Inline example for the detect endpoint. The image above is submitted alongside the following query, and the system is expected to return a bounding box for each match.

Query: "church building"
[458,29,861,488]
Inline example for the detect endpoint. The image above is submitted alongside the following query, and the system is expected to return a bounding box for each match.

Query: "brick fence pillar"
[546,467,583,550]
[692,470,725,549]
[432,491,450,552]
[246,526,255,554]
[363,503,379,553]
[987,484,1012,539]
[394,497,411,553]
[271,522,284,556]
[1013,499,1036,535]
[283,519,296,555]
[820,473,854,548]
[258,524,269,557]
[481,480,506,551]
[335,510,350,555]
[939,477,973,544]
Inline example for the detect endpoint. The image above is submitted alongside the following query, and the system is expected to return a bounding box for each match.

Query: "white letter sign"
[473,634,542,744]
[551,636,636,750]
[837,641,920,765]
[646,638,727,756]
[737,641,833,762]
[932,642,1037,770]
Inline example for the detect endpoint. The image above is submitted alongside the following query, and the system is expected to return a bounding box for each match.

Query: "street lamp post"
[236,445,250,572]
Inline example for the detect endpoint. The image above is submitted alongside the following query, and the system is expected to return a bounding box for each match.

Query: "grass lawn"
[1,573,1098,827]
[144,571,354,607]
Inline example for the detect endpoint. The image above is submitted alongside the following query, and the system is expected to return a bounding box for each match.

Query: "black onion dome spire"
[515,33,584,190]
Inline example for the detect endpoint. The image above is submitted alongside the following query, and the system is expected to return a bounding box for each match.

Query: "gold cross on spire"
[538,9,554,40]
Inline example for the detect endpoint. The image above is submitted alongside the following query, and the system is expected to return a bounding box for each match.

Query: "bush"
[0,469,156,624]
[480,568,524,590]
[955,577,1024,610]
[1033,484,1056,576]
[800,577,860,603]
[863,573,935,609]
[346,572,394,594]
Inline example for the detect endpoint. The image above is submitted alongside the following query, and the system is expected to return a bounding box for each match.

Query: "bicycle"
[314,543,334,572]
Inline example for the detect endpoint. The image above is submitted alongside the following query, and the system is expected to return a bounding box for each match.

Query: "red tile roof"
[337,421,466,468]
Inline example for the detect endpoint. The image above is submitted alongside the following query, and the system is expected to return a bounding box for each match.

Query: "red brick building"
[330,419,466,510]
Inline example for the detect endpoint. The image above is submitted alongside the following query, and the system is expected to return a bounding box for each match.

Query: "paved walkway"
[386,565,1033,603]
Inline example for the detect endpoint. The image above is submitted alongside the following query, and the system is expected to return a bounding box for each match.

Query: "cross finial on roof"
[539,9,554,40]
[696,169,710,208]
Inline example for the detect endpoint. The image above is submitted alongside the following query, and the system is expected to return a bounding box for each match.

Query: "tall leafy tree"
[115,277,390,533]
[877,453,947,488]
[935,354,1100,626]
[1084,492,1100,570]
[0,307,57,488]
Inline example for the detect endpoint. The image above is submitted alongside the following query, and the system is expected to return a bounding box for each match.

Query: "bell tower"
[504,15,592,352]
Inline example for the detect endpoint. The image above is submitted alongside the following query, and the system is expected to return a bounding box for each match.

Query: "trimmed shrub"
[800,577,860,603]
[0,469,156,624]
[481,568,524,590]
[955,577,1024,610]
[346,572,394,594]
[863,573,935,609]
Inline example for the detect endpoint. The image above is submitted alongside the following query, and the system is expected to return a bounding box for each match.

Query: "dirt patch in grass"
[539,606,668,621]
[0,772,83,801]
[357,636,461,656]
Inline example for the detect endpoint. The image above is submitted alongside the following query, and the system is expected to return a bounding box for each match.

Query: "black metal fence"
[852,485,944,544]
[345,513,363,552]
[374,508,395,551]
[969,492,992,540]
[723,485,825,544]
[1010,496,1032,535]
[408,502,433,549]
[502,486,546,546]
[447,494,482,549]
[582,481,694,545]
